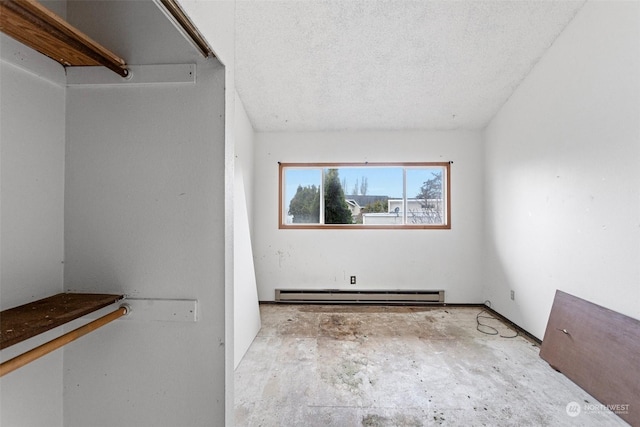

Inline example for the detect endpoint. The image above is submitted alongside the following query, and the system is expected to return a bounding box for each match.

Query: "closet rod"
[0,305,130,378]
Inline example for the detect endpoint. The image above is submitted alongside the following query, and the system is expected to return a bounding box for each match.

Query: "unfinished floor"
[235,304,628,426]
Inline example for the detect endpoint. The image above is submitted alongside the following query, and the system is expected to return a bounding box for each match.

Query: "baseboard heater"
[275,289,444,304]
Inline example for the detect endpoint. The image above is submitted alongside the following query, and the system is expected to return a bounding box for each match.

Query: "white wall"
[253,130,484,303]
[182,1,238,412]
[0,36,66,427]
[62,58,226,427]
[235,92,256,237]
[233,172,261,368]
[184,1,262,373]
[483,0,640,339]
[233,93,261,368]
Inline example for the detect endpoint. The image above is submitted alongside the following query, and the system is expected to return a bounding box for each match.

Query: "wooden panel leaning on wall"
[540,290,640,426]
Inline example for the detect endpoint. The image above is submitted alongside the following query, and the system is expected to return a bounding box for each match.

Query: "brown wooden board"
[0,0,128,76]
[1,293,124,350]
[540,290,640,426]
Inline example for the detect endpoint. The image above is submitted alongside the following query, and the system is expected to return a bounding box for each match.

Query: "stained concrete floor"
[235,304,628,426]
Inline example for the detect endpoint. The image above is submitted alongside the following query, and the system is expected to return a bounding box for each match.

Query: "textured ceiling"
[235,0,585,132]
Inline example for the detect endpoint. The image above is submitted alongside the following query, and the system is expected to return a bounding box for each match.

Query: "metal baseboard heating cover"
[275,289,444,304]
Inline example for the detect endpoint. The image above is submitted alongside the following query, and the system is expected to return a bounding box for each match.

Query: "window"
[279,162,451,229]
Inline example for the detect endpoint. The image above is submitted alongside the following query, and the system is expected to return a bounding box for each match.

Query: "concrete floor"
[235,304,628,426]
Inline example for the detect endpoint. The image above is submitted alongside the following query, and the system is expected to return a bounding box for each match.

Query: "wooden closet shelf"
[0,0,129,77]
[1,293,124,350]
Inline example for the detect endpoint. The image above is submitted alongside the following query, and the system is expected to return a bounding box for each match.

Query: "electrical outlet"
[510,290,515,301]
[350,276,356,285]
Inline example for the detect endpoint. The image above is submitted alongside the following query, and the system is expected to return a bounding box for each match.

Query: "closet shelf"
[0,0,129,77]
[1,293,124,350]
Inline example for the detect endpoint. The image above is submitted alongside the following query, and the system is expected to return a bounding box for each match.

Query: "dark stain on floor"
[319,314,364,340]
[362,413,423,426]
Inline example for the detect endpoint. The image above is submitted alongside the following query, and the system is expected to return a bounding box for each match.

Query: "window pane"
[284,168,321,224]
[406,167,446,225]
[279,163,450,229]
[330,167,403,225]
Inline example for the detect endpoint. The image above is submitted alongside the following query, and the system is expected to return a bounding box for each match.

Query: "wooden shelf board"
[1,293,124,350]
[0,0,128,76]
